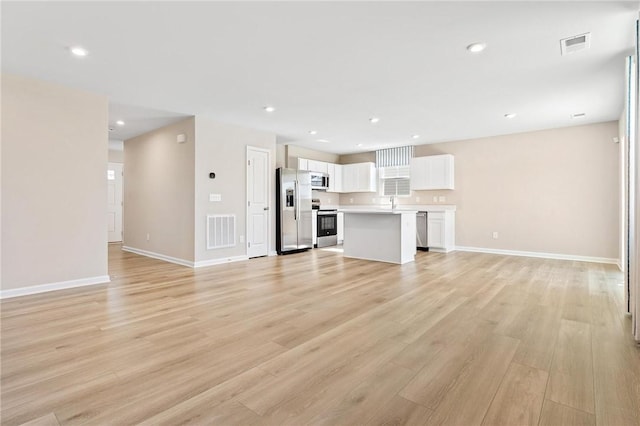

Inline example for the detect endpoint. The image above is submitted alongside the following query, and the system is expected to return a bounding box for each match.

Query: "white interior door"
[107,162,123,243]
[247,147,270,258]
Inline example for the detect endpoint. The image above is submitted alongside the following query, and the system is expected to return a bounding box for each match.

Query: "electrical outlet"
[492,231,499,239]
[146,233,150,241]
[438,196,446,202]
[433,196,438,202]
[350,198,354,203]
[239,235,244,243]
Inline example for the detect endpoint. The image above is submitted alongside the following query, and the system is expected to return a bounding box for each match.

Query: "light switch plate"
[209,193,222,202]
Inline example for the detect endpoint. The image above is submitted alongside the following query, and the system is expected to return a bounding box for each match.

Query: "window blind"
[375,146,414,167]
[377,146,413,196]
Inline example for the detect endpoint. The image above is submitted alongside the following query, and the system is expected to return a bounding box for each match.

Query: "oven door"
[316,212,338,247]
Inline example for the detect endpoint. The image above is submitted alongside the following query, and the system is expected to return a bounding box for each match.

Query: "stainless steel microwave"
[310,172,329,190]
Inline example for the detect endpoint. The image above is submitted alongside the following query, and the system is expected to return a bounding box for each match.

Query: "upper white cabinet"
[298,157,375,193]
[307,159,329,174]
[327,163,343,193]
[298,158,309,171]
[342,162,377,193]
[410,154,454,190]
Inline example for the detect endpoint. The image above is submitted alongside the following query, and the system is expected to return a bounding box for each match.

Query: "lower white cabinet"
[337,212,344,243]
[427,210,455,252]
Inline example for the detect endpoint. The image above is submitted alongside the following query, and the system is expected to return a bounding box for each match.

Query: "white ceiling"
[2,1,636,154]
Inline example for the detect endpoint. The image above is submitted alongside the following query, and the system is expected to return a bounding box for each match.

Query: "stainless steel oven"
[317,210,338,247]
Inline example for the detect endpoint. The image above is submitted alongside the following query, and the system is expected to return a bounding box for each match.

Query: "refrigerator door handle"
[294,180,298,220]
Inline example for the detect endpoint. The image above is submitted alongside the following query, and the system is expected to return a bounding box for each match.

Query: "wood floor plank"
[365,395,434,426]
[419,333,520,425]
[481,362,548,426]
[547,319,595,414]
[539,399,595,426]
[16,413,60,426]
[0,245,633,426]
[307,362,416,425]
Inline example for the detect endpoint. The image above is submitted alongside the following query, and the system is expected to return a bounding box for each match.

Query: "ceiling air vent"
[560,33,591,56]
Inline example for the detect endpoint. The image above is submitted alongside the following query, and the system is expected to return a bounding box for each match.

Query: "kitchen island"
[340,209,417,264]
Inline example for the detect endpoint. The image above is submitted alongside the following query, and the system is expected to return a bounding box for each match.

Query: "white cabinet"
[312,210,317,246]
[342,162,377,193]
[298,158,374,193]
[337,212,344,243]
[327,163,343,193]
[307,160,328,174]
[298,158,309,171]
[427,210,455,252]
[410,154,454,190]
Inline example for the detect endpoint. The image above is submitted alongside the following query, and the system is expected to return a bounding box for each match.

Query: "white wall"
[1,74,109,292]
[194,116,277,263]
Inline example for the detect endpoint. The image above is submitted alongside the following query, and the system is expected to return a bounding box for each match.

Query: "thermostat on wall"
[177,133,187,143]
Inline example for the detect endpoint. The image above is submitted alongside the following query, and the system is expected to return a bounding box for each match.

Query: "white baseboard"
[0,275,111,299]
[269,250,278,257]
[122,246,253,269]
[455,246,619,265]
[194,255,248,268]
[122,246,194,267]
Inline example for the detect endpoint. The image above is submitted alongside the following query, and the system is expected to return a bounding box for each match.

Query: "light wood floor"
[1,245,639,426]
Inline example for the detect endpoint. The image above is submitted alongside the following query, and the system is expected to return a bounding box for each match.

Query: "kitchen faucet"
[390,196,397,210]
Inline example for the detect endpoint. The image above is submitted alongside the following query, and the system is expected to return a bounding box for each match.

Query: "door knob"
[264,207,269,211]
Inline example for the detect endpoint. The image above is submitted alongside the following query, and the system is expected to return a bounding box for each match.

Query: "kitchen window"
[379,165,411,197]
[375,145,414,197]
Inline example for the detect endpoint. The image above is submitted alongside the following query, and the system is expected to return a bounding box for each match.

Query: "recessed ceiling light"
[571,112,586,119]
[70,46,89,57]
[369,117,380,124]
[264,106,275,113]
[309,130,318,135]
[504,113,517,119]
[412,134,420,139]
[116,120,125,126]
[466,42,487,53]
[316,139,330,143]
[357,143,364,147]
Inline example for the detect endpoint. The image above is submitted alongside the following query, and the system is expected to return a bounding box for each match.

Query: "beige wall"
[339,151,375,165]
[1,74,109,290]
[276,144,286,169]
[123,117,196,262]
[108,149,123,163]
[340,122,620,260]
[195,117,276,262]
[285,144,340,168]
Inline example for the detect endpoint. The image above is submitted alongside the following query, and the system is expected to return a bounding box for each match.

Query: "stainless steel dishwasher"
[416,211,429,251]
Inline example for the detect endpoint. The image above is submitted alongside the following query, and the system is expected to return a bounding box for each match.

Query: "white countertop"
[339,209,418,215]
[337,204,456,212]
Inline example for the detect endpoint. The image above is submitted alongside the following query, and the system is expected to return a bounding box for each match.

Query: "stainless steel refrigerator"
[276,168,313,254]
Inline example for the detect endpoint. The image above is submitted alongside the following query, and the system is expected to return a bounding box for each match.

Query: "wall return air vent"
[560,33,591,56]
